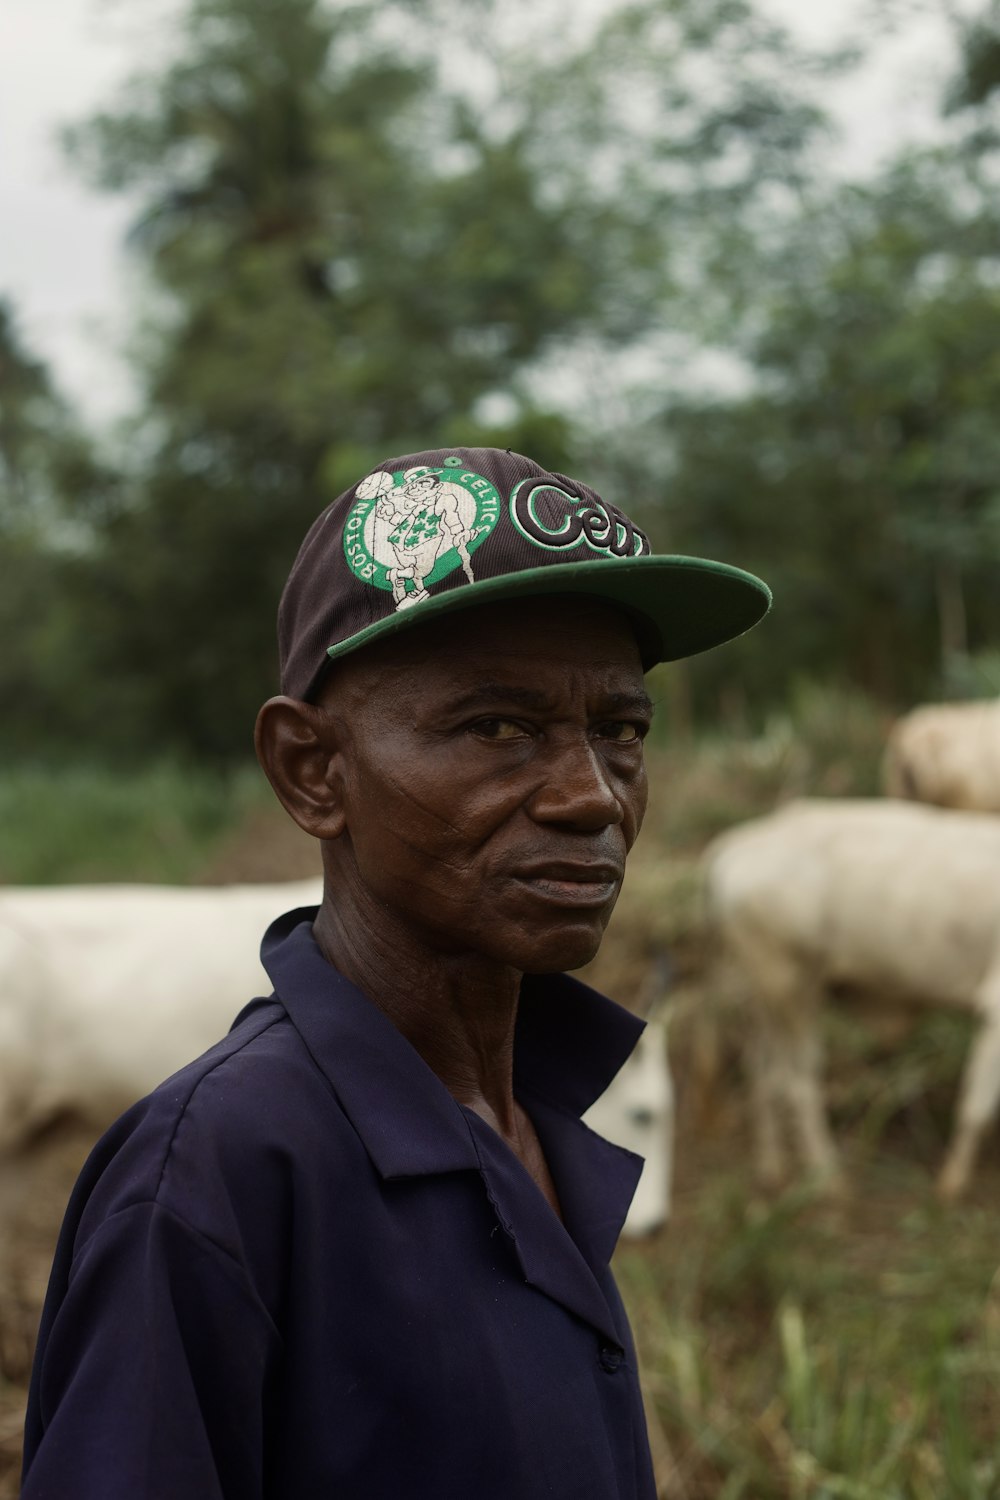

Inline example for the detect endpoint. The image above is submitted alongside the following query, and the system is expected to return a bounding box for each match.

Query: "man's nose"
[525,736,624,831]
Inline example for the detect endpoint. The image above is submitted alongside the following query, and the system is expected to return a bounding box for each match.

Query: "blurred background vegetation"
[6,0,1000,768]
[6,0,1000,1494]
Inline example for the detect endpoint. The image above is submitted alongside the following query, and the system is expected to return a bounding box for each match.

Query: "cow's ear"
[255,696,347,840]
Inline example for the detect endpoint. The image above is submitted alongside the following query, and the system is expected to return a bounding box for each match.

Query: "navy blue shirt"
[23,908,656,1499]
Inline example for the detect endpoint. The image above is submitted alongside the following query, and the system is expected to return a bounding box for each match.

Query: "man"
[22,447,769,1499]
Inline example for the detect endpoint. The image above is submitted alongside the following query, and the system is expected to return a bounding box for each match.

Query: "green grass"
[616,1156,1000,1498]
[0,761,272,884]
[641,682,890,854]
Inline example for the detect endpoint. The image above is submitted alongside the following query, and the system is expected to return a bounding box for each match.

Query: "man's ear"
[255,696,348,840]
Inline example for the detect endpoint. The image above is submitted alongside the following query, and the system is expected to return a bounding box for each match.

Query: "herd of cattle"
[707,695,1000,1206]
[2,696,1000,1242]
[0,878,673,1238]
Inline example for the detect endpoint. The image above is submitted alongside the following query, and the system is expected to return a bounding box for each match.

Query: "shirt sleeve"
[22,1199,280,1500]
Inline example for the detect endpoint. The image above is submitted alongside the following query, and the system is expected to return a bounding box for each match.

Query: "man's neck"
[311,882,523,1132]
[312,860,565,1220]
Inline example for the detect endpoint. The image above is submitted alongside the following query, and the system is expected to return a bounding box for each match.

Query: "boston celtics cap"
[278,445,771,700]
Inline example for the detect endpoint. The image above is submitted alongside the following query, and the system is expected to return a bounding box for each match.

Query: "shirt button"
[598,1342,623,1373]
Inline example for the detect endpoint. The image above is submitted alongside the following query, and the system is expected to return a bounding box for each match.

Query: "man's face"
[322,597,651,973]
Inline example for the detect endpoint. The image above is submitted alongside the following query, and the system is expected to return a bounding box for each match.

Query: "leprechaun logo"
[344,459,501,610]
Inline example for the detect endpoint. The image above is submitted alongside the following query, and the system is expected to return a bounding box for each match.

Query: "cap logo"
[509,479,649,558]
[344,463,501,611]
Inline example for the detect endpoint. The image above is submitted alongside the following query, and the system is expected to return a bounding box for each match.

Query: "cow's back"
[705,800,1000,1005]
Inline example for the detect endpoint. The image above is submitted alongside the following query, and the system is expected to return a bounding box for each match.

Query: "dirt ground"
[0,1122,94,1497]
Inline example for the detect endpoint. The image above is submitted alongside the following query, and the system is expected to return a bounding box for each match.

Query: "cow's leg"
[746,995,843,1194]
[744,1023,791,1187]
[720,942,808,1188]
[779,1021,844,1191]
[711,946,791,1188]
[938,995,1000,1202]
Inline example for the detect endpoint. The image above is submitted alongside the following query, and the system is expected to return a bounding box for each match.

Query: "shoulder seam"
[152,1009,286,1202]
[74,1198,282,1340]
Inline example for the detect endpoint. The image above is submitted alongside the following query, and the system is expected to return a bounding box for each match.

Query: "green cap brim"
[325,554,771,671]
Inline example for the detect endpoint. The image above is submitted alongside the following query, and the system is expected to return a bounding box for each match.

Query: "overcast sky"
[0,0,965,429]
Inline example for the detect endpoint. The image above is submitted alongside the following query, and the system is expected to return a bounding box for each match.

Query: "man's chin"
[514,926,609,976]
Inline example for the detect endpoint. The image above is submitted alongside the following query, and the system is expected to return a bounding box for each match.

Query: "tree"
[0,300,112,533]
[60,0,835,755]
[0,303,125,755]
[655,141,1000,714]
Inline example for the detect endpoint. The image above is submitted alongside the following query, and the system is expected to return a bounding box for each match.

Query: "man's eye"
[471,718,525,740]
[597,721,645,744]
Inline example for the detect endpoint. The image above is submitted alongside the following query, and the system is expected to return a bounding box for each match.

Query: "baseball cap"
[278,446,771,699]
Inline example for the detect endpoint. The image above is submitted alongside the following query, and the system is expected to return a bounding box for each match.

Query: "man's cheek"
[364,814,477,895]
[373,767,466,837]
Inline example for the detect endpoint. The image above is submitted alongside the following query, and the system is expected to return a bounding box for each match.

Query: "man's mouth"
[510,862,622,908]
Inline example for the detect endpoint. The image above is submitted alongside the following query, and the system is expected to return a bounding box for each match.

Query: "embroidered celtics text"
[509,481,649,557]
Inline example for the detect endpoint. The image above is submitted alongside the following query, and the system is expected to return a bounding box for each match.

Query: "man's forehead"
[434,679,655,718]
[323,597,646,708]
[394,600,642,673]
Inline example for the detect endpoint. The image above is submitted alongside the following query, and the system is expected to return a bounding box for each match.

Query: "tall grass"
[0,762,271,884]
[617,1172,1000,1498]
[641,682,890,853]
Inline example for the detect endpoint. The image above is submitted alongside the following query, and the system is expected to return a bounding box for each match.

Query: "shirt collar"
[259,907,646,1337]
[259,907,645,1183]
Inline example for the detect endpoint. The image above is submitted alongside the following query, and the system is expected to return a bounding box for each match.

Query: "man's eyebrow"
[597,690,656,718]
[443,683,655,716]
[443,684,555,714]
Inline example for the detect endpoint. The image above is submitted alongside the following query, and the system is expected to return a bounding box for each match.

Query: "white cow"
[0,880,672,1236]
[0,880,323,1149]
[584,1013,673,1237]
[883,699,1000,812]
[704,799,1000,1200]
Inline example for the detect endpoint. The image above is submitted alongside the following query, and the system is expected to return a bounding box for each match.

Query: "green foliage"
[0,762,269,884]
[653,135,1000,712]
[942,647,1000,699]
[22,0,835,759]
[0,301,63,522]
[13,0,1000,755]
[825,1009,976,1161]
[55,0,658,753]
[776,681,890,798]
[0,301,113,536]
[638,682,887,851]
[616,1169,1000,1497]
[946,2,1000,111]
[0,306,128,760]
